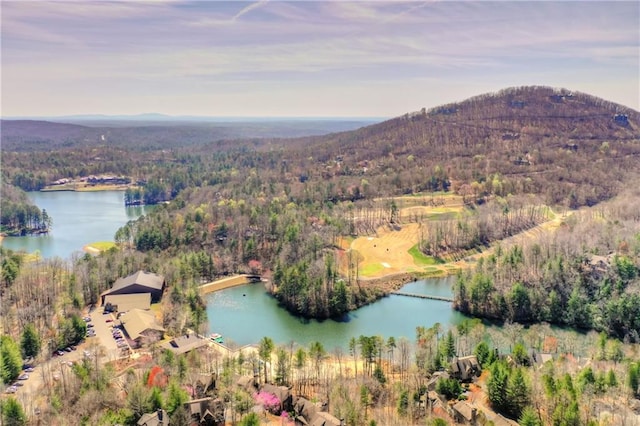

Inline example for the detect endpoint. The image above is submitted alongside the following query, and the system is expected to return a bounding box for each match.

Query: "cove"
[1,191,154,259]
[206,276,466,351]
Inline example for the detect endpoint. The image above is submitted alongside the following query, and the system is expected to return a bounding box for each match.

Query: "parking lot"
[89,307,130,361]
[5,307,137,407]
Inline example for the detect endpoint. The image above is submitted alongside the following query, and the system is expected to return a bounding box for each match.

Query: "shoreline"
[199,274,254,295]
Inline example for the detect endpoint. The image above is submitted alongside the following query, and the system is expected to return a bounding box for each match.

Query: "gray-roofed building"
[101,271,165,305]
[183,397,224,425]
[138,409,170,426]
[121,308,165,347]
[104,293,151,313]
[310,411,342,426]
[451,401,477,425]
[293,397,342,426]
[162,333,209,355]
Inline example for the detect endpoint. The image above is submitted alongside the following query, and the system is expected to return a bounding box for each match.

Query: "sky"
[1,1,639,118]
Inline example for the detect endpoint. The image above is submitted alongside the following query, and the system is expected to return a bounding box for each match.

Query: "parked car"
[70,345,77,351]
[18,374,29,380]
[5,386,17,394]
[106,318,113,323]
[12,382,24,387]
[54,350,65,357]
[83,316,91,322]
[64,347,72,353]
[24,367,35,373]
[87,323,95,328]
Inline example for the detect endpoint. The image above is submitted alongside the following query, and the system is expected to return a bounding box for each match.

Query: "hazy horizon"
[2,1,639,117]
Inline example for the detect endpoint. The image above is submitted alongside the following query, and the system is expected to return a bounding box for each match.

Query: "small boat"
[209,333,224,343]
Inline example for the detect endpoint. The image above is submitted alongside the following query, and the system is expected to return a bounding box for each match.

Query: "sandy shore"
[82,244,102,254]
[199,275,253,295]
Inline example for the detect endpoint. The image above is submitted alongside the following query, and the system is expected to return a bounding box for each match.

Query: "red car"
[106,318,113,323]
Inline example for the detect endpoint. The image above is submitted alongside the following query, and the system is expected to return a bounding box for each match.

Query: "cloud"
[1,0,638,116]
[231,0,269,22]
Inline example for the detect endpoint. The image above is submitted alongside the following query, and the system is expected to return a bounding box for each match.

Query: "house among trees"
[138,409,170,426]
[101,270,166,305]
[183,397,224,425]
[260,383,293,413]
[293,397,342,426]
[120,308,165,347]
[162,333,209,355]
[451,401,477,425]
[449,355,481,382]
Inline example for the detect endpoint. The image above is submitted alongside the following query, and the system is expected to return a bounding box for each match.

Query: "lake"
[3,190,464,350]
[1,191,154,259]
[206,276,465,351]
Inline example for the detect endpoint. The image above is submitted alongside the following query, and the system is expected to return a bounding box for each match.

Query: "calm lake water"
[206,276,465,351]
[3,190,464,349]
[1,191,153,259]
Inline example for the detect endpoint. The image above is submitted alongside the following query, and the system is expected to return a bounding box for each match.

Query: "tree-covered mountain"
[2,86,639,321]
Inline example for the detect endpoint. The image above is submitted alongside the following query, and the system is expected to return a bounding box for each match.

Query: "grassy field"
[408,244,440,266]
[342,194,561,281]
[83,241,116,253]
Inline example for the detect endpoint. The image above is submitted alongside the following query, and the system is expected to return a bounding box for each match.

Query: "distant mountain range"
[0,117,384,151]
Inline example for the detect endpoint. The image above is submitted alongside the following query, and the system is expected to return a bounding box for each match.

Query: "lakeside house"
[120,308,165,347]
[162,333,209,355]
[103,293,151,313]
[101,270,166,305]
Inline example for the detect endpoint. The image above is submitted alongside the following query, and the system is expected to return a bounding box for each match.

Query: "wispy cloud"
[1,0,638,116]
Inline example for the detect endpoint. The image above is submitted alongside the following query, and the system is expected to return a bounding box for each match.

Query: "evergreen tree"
[487,360,509,414]
[628,362,639,397]
[21,323,41,359]
[0,335,22,384]
[518,406,541,426]
[506,367,530,418]
[0,397,27,426]
[258,336,274,383]
[474,341,491,368]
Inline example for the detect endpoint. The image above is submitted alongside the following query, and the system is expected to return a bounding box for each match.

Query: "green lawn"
[86,241,117,251]
[409,244,441,266]
[360,263,384,276]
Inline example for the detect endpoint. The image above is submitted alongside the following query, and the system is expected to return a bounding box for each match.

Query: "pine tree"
[0,397,27,426]
[20,323,41,359]
[506,367,530,418]
[518,406,541,426]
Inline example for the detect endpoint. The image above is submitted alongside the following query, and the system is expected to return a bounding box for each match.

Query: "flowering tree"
[254,391,280,413]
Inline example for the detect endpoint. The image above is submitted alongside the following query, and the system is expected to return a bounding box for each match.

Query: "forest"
[2,86,640,322]
[0,182,51,236]
[1,86,640,424]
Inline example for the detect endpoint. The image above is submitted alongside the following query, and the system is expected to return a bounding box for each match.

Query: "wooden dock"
[390,291,453,302]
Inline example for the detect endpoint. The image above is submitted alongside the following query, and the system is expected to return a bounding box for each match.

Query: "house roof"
[310,411,342,426]
[184,397,213,417]
[161,333,208,355]
[121,308,165,340]
[104,293,151,312]
[261,383,291,402]
[105,271,165,295]
[452,401,476,422]
[137,409,169,426]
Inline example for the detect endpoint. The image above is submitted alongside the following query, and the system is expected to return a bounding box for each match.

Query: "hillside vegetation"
[2,86,639,322]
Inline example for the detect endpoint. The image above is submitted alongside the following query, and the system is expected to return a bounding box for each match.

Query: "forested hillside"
[0,182,51,235]
[2,86,639,322]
